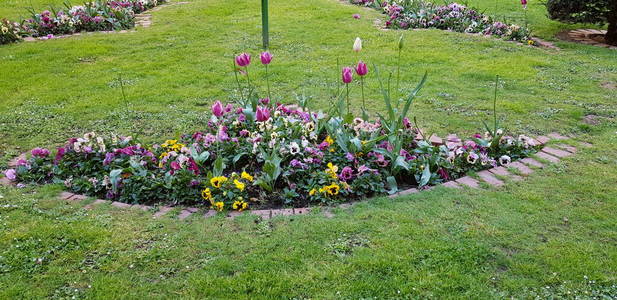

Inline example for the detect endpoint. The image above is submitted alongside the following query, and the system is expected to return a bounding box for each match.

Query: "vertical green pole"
[261,0,269,49]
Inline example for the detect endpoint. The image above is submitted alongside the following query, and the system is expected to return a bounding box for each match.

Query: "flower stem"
[396,48,401,96]
[360,76,365,112]
[346,83,350,115]
[245,66,252,98]
[233,59,244,102]
[265,64,271,100]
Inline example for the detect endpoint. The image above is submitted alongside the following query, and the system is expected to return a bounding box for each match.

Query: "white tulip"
[353,37,362,52]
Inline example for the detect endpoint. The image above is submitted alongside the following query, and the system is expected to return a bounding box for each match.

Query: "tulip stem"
[233,59,244,102]
[396,47,401,96]
[346,83,350,114]
[265,64,271,100]
[360,76,365,112]
[245,66,252,98]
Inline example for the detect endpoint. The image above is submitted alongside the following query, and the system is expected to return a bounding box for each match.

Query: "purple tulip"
[235,53,251,67]
[342,67,353,84]
[4,169,16,181]
[260,51,272,65]
[211,101,224,117]
[353,14,361,19]
[256,106,271,122]
[521,0,527,5]
[260,98,270,105]
[355,61,368,76]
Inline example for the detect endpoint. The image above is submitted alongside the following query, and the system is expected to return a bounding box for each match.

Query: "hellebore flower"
[260,51,272,65]
[211,100,224,117]
[342,67,353,84]
[355,61,368,76]
[4,169,16,181]
[353,37,362,52]
[235,53,251,67]
[256,106,271,122]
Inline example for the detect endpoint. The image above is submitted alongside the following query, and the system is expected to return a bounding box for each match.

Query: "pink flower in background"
[256,106,271,122]
[353,14,361,19]
[342,67,353,84]
[211,101,224,117]
[260,51,272,65]
[235,53,251,67]
[4,169,16,181]
[355,61,368,76]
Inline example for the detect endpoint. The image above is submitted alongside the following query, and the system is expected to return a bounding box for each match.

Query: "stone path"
[1,133,588,221]
[559,29,617,50]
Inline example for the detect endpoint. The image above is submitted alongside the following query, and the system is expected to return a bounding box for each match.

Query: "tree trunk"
[606,0,617,45]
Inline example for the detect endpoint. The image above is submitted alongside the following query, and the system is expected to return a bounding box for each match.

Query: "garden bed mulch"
[557,29,617,50]
[20,1,190,42]
[0,132,589,221]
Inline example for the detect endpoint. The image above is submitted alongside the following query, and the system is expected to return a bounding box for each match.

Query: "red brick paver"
[83,199,107,210]
[548,133,569,140]
[542,147,573,158]
[389,188,419,198]
[455,176,480,188]
[488,166,522,181]
[521,158,544,168]
[508,162,534,176]
[442,181,461,189]
[556,144,577,154]
[535,152,560,163]
[111,201,132,208]
[153,206,173,218]
[535,136,550,145]
[477,170,504,187]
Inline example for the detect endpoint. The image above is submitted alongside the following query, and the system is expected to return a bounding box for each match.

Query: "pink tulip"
[260,51,272,65]
[355,61,368,76]
[353,14,361,19]
[521,0,527,5]
[342,67,353,84]
[211,100,224,117]
[235,53,251,67]
[256,106,271,122]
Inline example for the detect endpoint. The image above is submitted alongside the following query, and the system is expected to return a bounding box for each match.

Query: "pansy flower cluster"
[3,50,540,211]
[0,19,23,44]
[0,0,165,44]
[352,0,532,43]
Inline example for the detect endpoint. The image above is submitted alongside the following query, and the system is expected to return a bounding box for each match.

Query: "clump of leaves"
[326,234,370,257]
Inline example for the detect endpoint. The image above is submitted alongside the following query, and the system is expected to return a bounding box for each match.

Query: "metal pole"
[261,0,269,49]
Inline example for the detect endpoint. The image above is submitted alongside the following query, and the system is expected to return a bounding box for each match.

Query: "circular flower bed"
[3,49,539,212]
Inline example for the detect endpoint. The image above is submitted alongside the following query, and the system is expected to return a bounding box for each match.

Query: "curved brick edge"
[558,29,617,50]
[0,132,588,220]
[21,2,190,42]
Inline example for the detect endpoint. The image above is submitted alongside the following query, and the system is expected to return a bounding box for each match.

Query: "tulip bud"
[398,34,404,50]
[256,106,271,122]
[355,61,368,76]
[353,37,362,52]
[260,51,272,65]
[342,67,353,84]
[211,100,224,117]
[235,53,251,67]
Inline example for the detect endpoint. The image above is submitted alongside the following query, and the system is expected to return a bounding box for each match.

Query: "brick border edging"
[20,1,190,42]
[558,29,617,50]
[1,132,589,220]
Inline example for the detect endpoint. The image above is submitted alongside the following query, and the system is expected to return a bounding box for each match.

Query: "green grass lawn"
[1,0,616,297]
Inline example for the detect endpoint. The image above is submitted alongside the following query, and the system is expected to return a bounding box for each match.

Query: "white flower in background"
[353,37,362,52]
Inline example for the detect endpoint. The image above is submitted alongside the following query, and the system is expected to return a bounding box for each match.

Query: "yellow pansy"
[213,201,225,211]
[201,188,213,204]
[241,171,254,182]
[319,183,340,196]
[325,135,334,145]
[210,176,228,188]
[326,162,339,179]
[309,188,317,196]
[232,200,249,212]
[233,179,245,191]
